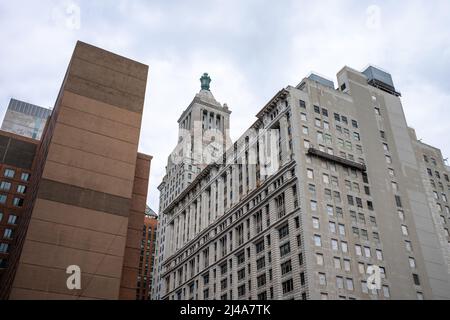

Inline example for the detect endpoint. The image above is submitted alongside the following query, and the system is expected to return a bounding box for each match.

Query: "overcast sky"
[1,0,449,211]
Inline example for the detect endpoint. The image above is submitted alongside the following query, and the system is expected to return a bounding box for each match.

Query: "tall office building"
[153,74,232,299]
[137,206,158,300]
[154,66,450,300]
[0,40,152,300]
[1,99,52,140]
[0,130,39,275]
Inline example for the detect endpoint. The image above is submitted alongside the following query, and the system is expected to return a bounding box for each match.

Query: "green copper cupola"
[200,73,211,91]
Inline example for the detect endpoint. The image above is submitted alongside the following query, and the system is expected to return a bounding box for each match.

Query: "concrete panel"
[37,179,131,217]
[32,199,129,236]
[50,123,138,165]
[61,91,142,128]
[25,218,127,258]
[43,160,134,199]
[58,105,140,143]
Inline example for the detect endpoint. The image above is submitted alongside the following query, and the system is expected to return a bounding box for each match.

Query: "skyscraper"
[137,206,158,300]
[153,74,232,299]
[1,99,52,140]
[0,130,39,276]
[0,40,152,300]
[154,66,450,300]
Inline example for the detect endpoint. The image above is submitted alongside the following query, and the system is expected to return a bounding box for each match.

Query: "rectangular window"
[4,169,15,178]
[0,181,11,191]
[314,235,322,247]
[316,253,324,266]
[319,273,327,286]
[279,242,291,257]
[256,240,265,254]
[7,215,17,225]
[278,224,289,239]
[282,279,294,294]
[281,260,292,275]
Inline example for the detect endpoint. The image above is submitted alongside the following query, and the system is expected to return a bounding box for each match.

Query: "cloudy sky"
[1,0,449,211]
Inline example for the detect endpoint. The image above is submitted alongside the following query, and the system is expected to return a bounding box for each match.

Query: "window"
[238,268,245,280]
[316,253,324,266]
[383,286,390,298]
[310,200,317,211]
[308,184,316,196]
[329,222,336,233]
[326,205,334,217]
[347,195,354,206]
[21,172,30,181]
[331,239,338,251]
[256,257,265,270]
[311,218,320,232]
[322,108,328,117]
[334,257,341,269]
[256,240,265,254]
[17,185,27,194]
[302,126,309,135]
[417,292,424,300]
[279,242,290,257]
[409,257,416,268]
[343,259,350,272]
[355,245,362,256]
[413,274,420,286]
[322,174,330,184]
[318,273,327,286]
[3,228,13,239]
[4,169,15,178]
[257,274,266,287]
[13,198,24,207]
[395,195,402,208]
[338,224,346,236]
[314,235,322,247]
[237,252,245,265]
[364,247,371,258]
[278,224,289,240]
[301,113,307,121]
[376,249,383,261]
[238,284,246,297]
[401,225,409,236]
[314,105,320,113]
[334,113,340,122]
[0,243,9,253]
[299,100,306,109]
[7,215,17,225]
[0,181,11,191]
[405,240,412,252]
[380,130,386,139]
[353,132,360,141]
[341,242,348,253]
[385,155,392,164]
[282,279,294,294]
[281,260,292,275]
[346,278,354,291]
[307,169,314,179]
[0,195,7,204]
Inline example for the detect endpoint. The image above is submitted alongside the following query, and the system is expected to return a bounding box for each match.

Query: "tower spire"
[200,73,211,91]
